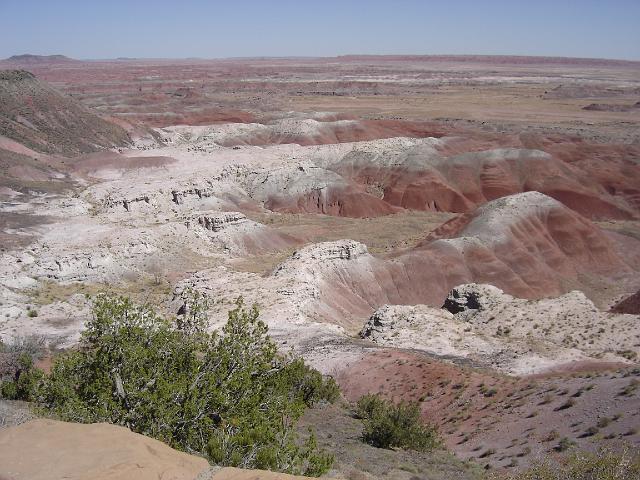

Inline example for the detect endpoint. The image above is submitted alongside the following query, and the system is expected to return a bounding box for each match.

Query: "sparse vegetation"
[619,379,639,397]
[581,426,599,437]
[0,350,43,401]
[479,448,496,458]
[555,437,577,452]
[496,447,640,480]
[540,393,553,405]
[597,417,612,428]
[617,350,637,361]
[555,398,576,411]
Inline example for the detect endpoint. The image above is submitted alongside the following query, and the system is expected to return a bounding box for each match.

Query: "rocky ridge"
[361,283,640,375]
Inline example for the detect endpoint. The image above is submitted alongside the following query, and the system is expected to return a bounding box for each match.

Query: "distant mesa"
[4,54,78,64]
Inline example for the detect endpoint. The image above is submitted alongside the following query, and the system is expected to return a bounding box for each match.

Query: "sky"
[1,0,640,61]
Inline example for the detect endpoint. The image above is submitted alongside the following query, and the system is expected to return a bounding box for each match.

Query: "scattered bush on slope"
[355,393,440,451]
[495,447,640,480]
[0,335,45,401]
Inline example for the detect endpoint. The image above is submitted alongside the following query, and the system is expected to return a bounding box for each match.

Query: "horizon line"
[2,53,640,64]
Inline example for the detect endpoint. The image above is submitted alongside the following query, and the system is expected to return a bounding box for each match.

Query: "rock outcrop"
[187,211,299,255]
[442,283,507,314]
[360,283,640,374]
[193,212,247,232]
[360,304,469,358]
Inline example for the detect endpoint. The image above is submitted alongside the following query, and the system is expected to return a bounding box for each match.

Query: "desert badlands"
[0,53,639,479]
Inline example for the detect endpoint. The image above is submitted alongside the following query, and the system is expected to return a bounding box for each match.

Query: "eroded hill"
[0,70,130,156]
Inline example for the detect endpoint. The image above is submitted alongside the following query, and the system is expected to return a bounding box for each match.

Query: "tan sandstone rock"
[0,419,209,480]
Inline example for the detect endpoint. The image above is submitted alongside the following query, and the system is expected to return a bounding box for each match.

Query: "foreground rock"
[0,419,319,480]
[0,419,209,480]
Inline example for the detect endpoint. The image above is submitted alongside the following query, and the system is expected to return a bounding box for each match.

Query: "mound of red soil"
[336,349,640,469]
[406,192,635,300]
[610,290,640,314]
[417,193,634,298]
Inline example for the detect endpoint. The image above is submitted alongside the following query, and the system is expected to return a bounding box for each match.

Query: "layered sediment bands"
[245,163,399,218]
[212,118,449,147]
[152,121,639,221]
[265,184,398,217]
[274,192,637,331]
[331,144,640,219]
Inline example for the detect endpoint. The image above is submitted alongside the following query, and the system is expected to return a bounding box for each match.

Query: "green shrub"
[278,357,340,407]
[0,379,18,399]
[355,393,388,420]
[355,394,439,451]
[497,447,640,480]
[0,351,43,401]
[34,294,336,476]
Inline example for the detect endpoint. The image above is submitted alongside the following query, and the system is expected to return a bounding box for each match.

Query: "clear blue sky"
[1,0,639,60]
